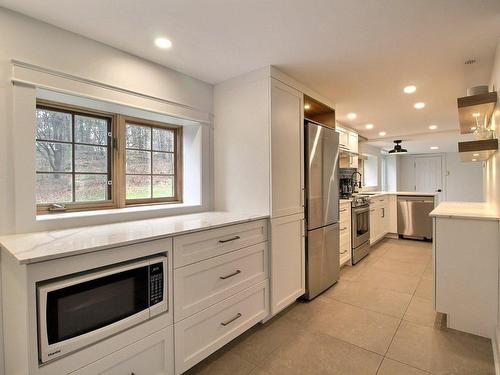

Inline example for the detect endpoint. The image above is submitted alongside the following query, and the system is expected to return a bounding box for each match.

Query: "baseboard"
[493,327,500,375]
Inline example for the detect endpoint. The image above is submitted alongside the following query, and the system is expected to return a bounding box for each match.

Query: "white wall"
[485,37,500,215]
[445,153,484,202]
[0,7,214,236]
[389,152,484,201]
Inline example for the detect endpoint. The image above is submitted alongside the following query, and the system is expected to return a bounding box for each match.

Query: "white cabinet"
[174,281,268,374]
[71,327,174,375]
[214,69,306,317]
[270,213,305,315]
[387,194,398,233]
[339,201,351,266]
[337,125,359,168]
[369,195,388,244]
[271,79,304,218]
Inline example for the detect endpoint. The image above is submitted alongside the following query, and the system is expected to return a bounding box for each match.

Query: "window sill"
[36,202,205,227]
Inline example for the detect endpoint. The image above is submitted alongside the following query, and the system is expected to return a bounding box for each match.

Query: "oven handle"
[352,206,369,214]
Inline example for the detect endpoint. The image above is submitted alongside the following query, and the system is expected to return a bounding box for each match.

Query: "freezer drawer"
[305,223,340,300]
[397,196,434,239]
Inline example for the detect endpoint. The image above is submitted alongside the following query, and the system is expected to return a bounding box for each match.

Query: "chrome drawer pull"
[340,250,348,255]
[218,236,241,243]
[340,209,347,212]
[219,270,241,280]
[221,313,242,326]
[340,227,348,231]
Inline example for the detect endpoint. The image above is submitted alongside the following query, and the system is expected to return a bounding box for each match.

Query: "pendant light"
[388,140,407,154]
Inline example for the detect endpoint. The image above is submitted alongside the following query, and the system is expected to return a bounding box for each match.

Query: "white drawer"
[71,326,174,375]
[174,242,268,321]
[173,219,268,268]
[174,280,269,374]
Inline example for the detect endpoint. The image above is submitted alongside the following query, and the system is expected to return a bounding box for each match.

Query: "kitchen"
[0,2,499,375]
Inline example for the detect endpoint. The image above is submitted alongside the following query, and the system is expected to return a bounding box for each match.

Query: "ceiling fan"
[388,140,407,154]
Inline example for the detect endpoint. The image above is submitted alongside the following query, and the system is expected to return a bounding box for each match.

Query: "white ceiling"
[1,0,500,149]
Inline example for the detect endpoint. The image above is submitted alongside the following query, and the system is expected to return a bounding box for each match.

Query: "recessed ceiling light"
[379,131,386,136]
[404,85,417,94]
[430,146,439,150]
[429,125,437,130]
[472,112,481,118]
[366,123,374,129]
[154,37,172,49]
[414,102,425,109]
[347,113,357,120]
[473,153,479,157]
[304,104,311,110]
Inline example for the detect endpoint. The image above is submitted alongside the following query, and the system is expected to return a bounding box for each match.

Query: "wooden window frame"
[118,116,183,207]
[36,101,183,215]
[36,100,119,214]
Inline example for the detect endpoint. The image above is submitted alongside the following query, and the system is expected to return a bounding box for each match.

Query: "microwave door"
[37,257,164,363]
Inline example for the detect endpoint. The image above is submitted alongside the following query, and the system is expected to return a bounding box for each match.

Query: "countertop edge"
[0,213,270,265]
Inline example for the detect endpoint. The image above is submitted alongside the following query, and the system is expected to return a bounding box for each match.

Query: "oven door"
[38,256,165,363]
[352,205,370,248]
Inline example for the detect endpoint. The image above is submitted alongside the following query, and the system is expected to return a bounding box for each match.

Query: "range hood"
[457,91,497,134]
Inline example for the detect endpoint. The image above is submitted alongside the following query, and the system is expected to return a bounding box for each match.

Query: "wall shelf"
[457,91,497,134]
[458,138,498,162]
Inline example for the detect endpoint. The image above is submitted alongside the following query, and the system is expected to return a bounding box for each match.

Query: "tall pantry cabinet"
[214,67,306,315]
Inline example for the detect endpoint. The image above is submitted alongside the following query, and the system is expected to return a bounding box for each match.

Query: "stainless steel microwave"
[37,255,167,363]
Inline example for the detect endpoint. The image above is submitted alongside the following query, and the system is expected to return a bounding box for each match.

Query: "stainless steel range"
[351,195,370,264]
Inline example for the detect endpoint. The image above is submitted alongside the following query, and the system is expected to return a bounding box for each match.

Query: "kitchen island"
[430,202,499,339]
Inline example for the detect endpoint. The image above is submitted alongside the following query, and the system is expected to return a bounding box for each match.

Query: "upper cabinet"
[271,80,304,218]
[337,124,359,168]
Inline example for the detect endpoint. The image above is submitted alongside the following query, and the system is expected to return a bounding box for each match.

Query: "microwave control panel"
[149,262,164,306]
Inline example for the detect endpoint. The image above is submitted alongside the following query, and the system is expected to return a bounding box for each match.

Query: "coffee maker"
[339,177,353,198]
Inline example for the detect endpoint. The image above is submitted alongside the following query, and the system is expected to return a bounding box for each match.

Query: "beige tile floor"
[185,239,495,375]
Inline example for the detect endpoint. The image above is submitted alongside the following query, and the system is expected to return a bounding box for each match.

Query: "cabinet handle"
[370,209,375,212]
[382,208,385,218]
[340,250,348,254]
[219,270,241,280]
[379,199,384,202]
[219,236,240,243]
[340,227,348,231]
[221,313,242,326]
[340,208,347,212]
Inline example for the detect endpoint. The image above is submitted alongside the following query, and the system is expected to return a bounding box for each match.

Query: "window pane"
[152,128,174,152]
[75,174,108,202]
[75,115,108,145]
[152,152,174,175]
[153,176,174,198]
[126,150,151,174]
[126,175,151,199]
[126,124,151,149]
[36,142,72,172]
[36,173,72,204]
[36,108,72,142]
[75,145,108,173]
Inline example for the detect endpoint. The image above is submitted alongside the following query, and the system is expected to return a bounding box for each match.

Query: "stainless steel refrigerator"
[304,119,340,300]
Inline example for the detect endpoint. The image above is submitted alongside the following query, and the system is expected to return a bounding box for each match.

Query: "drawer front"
[340,230,351,252]
[174,243,268,321]
[71,326,174,375]
[173,219,268,268]
[174,280,269,374]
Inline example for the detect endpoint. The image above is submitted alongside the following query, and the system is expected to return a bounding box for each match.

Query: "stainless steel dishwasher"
[397,196,434,240]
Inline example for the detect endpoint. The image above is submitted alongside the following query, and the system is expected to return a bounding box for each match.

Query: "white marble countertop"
[360,191,437,197]
[430,202,498,221]
[0,212,269,265]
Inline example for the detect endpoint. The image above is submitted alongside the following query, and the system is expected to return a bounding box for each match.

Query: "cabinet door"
[271,79,304,218]
[270,213,305,315]
[336,127,349,148]
[72,327,174,375]
[348,132,359,153]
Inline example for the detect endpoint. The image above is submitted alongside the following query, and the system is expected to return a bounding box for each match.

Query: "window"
[35,102,182,213]
[361,154,379,188]
[124,119,180,203]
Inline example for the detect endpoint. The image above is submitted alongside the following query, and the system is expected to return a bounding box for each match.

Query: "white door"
[270,213,305,315]
[414,156,444,202]
[270,78,304,218]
